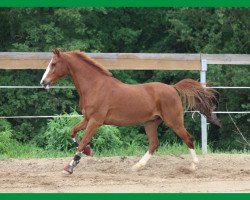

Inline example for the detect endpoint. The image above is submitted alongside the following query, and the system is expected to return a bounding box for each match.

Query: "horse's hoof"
[83,145,93,156]
[131,163,145,172]
[190,162,198,171]
[64,164,74,174]
[193,158,199,165]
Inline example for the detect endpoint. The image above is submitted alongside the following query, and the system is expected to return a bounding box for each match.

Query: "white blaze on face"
[40,58,53,89]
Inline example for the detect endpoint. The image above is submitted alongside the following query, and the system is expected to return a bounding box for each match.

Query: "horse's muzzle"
[40,80,51,90]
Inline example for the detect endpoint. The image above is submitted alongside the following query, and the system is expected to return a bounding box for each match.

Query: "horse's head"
[40,48,70,89]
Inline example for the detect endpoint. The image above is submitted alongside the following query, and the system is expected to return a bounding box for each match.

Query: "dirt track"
[0,154,249,193]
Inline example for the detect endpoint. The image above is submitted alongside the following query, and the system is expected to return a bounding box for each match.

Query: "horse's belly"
[104,116,151,126]
[104,105,159,126]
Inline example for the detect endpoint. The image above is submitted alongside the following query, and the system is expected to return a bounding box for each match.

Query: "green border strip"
[0,193,250,200]
[0,0,250,7]
[0,1,249,200]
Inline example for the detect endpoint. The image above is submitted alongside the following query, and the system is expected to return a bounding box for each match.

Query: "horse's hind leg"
[132,118,162,171]
[162,110,199,170]
[172,126,199,170]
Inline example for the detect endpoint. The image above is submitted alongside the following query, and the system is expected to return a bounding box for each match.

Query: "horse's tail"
[173,79,221,127]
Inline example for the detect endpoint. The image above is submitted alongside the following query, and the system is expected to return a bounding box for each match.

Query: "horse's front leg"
[70,118,92,156]
[70,118,88,146]
[64,118,101,174]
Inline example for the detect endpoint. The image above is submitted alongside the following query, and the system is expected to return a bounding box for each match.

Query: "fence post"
[200,59,208,154]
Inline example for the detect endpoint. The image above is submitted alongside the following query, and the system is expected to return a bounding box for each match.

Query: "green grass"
[0,133,248,160]
[0,143,72,160]
[212,148,250,154]
[2,142,248,160]
[94,143,205,157]
[0,140,197,159]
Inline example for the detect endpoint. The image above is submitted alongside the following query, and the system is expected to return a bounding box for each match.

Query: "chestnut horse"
[40,49,220,174]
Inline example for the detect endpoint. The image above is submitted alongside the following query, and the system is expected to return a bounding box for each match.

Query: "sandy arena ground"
[0,154,249,193]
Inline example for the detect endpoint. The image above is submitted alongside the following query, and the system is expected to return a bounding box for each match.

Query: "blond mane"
[72,51,112,76]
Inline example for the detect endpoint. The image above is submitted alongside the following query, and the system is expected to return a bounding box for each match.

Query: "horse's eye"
[51,63,56,67]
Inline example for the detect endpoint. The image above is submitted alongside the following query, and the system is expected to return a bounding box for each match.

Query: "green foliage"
[0,71,77,142]
[116,125,148,147]
[43,112,124,153]
[0,119,69,159]
[43,112,81,151]
[92,126,123,153]
[0,120,16,155]
[0,119,12,132]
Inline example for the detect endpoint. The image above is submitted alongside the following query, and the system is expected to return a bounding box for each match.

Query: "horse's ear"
[52,48,61,57]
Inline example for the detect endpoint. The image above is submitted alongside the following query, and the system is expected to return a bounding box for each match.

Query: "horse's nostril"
[40,80,49,88]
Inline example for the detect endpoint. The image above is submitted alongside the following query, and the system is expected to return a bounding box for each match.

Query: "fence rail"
[0,52,201,70]
[0,52,249,70]
[201,54,250,65]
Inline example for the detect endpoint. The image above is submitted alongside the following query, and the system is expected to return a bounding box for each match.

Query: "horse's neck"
[69,61,106,98]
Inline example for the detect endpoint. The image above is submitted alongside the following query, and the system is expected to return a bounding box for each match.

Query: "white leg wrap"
[189,148,199,170]
[69,160,74,166]
[138,151,152,165]
[189,148,199,164]
[132,151,152,171]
